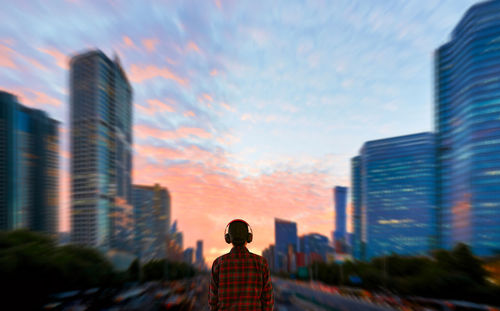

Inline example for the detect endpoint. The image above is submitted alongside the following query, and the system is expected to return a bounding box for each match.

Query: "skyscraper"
[333,186,347,251]
[183,247,194,265]
[70,50,133,252]
[435,0,500,256]
[132,184,171,261]
[351,156,364,260]
[354,132,437,259]
[0,91,59,236]
[299,233,331,263]
[196,240,203,265]
[274,218,298,272]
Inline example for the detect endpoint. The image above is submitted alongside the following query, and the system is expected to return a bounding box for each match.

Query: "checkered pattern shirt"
[209,245,274,310]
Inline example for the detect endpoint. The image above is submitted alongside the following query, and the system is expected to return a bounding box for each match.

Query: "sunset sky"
[0,0,478,264]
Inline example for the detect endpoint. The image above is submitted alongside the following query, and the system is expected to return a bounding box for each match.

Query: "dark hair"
[228,220,248,246]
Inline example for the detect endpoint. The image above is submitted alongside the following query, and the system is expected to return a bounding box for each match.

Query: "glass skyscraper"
[436,0,500,256]
[351,156,364,260]
[353,133,437,259]
[70,50,133,252]
[132,184,171,262]
[274,218,298,272]
[333,186,347,247]
[299,233,331,263]
[0,91,59,236]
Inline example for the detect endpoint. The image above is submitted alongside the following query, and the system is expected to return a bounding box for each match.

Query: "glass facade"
[435,0,500,256]
[333,186,347,244]
[132,184,171,262]
[351,156,364,260]
[355,133,437,259]
[274,218,298,272]
[299,233,331,263]
[0,91,59,236]
[70,50,133,252]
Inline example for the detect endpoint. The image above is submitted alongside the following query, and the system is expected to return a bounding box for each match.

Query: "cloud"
[0,44,18,69]
[123,36,135,48]
[134,124,212,141]
[210,69,218,76]
[136,99,175,116]
[241,113,254,122]
[38,47,69,70]
[12,89,62,108]
[142,38,159,52]
[184,111,196,117]
[186,41,201,54]
[129,64,188,85]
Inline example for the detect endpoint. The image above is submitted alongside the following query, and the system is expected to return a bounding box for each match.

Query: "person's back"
[209,219,274,310]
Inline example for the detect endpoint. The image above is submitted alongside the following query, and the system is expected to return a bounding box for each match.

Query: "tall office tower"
[262,244,275,272]
[196,240,203,266]
[70,50,133,252]
[436,0,500,256]
[351,156,364,260]
[132,184,171,261]
[0,91,59,235]
[333,186,348,252]
[299,233,331,263]
[274,218,298,272]
[354,133,437,259]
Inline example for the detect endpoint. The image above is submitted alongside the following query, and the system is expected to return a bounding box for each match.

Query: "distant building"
[183,247,194,265]
[435,0,500,256]
[274,218,298,272]
[196,240,204,267]
[262,244,275,272]
[70,50,133,253]
[299,233,331,264]
[0,91,59,236]
[132,184,171,262]
[353,132,437,259]
[333,186,348,252]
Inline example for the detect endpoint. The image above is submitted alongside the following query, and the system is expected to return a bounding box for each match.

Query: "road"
[49,275,396,310]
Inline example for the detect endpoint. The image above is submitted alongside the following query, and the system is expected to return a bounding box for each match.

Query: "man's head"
[228,220,250,246]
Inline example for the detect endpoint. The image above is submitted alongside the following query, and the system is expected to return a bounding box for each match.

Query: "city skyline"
[0,0,482,264]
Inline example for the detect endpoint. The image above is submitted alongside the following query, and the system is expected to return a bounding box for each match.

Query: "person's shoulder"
[248,251,269,265]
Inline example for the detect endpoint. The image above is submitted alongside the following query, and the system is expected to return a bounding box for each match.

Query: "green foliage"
[308,244,500,306]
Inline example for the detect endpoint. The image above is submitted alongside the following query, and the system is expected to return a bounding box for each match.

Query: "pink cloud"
[134,124,212,141]
[221,102,236,112]
[136,99,175,116]
[123,36,135,47]
[142,38,159,52]
[186,41,201,54]
[129,64,188,85]
[0,44,17,69]
[12,88,62,108]
[210,69,218,76]
[38,47,69,70]
[203,93,213,102]
[184,111,196,117]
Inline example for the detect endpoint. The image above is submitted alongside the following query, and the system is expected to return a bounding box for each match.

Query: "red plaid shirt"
[209,245,274,310]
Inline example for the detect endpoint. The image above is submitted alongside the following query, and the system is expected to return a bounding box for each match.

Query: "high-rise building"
[132,184,171,261]
[354,133,437,259]
[70,50,133,252]
[274,218,298,272]
[333,186,348,252]
[183,247,194,265]
[262,244,275,272]
[196,240,203,267]
[351,156,364,260]
[299,233,331,264]
[0,91,59,236]
[435,0,500,256]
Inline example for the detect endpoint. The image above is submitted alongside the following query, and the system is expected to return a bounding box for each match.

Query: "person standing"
[209,219,274,310]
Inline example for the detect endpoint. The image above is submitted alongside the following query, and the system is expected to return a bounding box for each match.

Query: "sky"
[0,0,480,264]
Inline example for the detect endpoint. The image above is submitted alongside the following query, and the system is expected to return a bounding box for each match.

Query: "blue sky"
[0,0,479,261]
